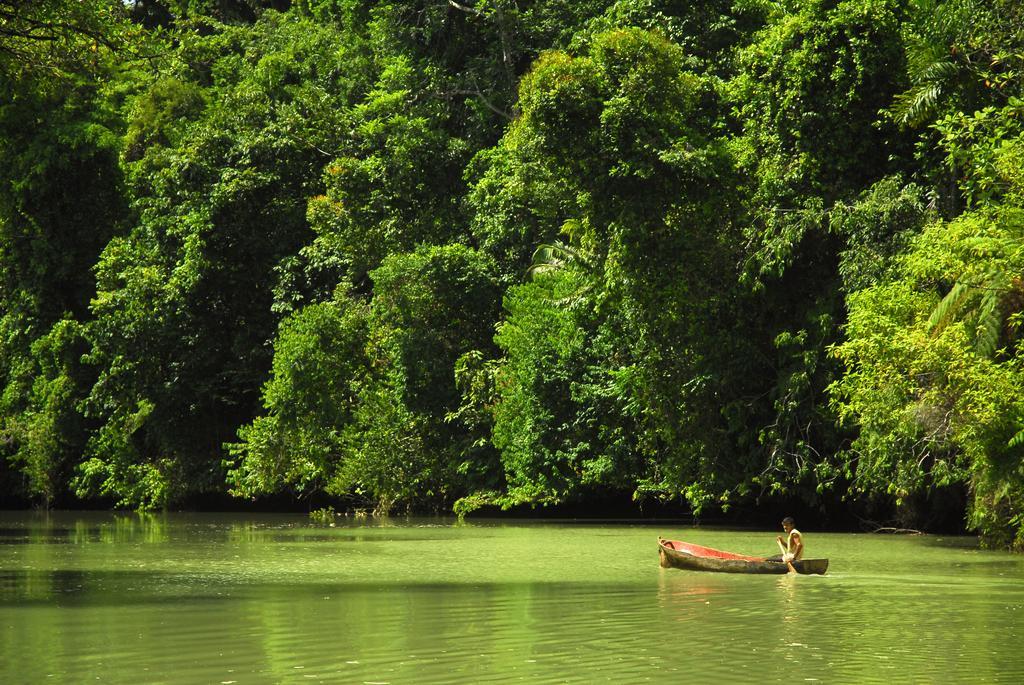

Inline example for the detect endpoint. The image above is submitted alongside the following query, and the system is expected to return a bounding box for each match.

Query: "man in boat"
[776,516,804,563]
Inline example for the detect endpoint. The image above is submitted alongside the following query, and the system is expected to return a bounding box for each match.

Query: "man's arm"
[789,532,803,560]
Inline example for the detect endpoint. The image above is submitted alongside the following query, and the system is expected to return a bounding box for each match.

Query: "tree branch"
[447,0,483,17]
[441,88,512,120]
[0,10,122,51]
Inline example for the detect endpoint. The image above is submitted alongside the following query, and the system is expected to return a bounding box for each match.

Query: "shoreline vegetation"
[3,1,1024,548]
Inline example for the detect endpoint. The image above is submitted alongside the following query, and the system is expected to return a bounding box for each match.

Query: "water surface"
[1,512,1022,683]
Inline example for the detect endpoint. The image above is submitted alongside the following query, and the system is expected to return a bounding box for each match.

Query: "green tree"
[302,56,471,288]
[729,0,909,280]
[77,12,373,507]
[833,207,1024,545]
[715,0,919,509]
[226,296,370,499]
[333,244,501,512]
[462,29,744,513]
[891,0,1022,129]
[230,245,500,512]
[0,0,140,504]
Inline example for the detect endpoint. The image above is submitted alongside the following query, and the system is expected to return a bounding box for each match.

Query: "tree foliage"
[6,0,1024,546]
[833,207,1024,545]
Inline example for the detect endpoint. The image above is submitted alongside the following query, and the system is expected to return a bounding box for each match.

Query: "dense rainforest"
[2,0,1024,545]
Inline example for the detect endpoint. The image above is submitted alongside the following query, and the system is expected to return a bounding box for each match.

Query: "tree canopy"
[4,0,1024,546]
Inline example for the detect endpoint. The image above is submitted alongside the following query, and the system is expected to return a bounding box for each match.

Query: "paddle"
[776,537,797,574]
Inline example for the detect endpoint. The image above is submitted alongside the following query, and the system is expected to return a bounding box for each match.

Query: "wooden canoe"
[658,538,828,575]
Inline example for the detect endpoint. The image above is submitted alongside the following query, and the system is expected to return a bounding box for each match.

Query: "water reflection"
[0,511,170,545]
[1,514,1023,683]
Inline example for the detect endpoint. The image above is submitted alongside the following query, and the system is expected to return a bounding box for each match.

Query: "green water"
[1,513,1023,683]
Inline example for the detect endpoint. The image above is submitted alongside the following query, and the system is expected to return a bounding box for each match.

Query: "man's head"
[781,516,795,532]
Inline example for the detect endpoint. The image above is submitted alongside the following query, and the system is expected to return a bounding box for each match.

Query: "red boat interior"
[660,539,767,562]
